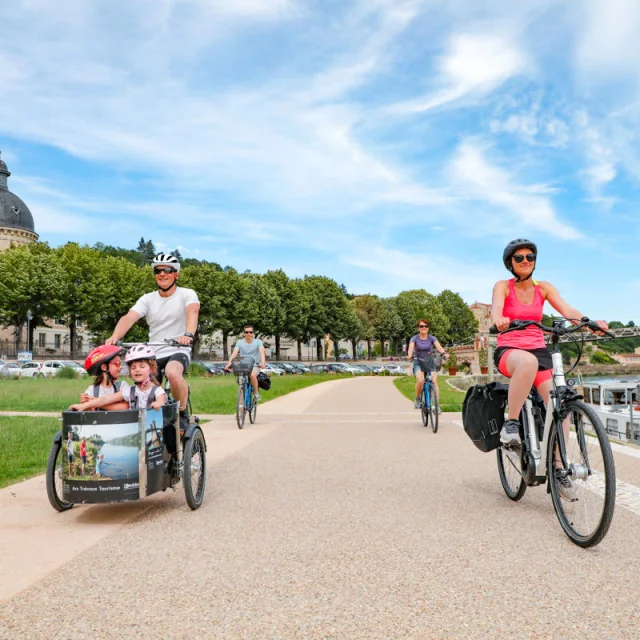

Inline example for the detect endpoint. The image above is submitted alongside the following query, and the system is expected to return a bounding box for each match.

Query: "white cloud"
[449,140,581,240]
[390,32,529,113]
[344,246,501,302]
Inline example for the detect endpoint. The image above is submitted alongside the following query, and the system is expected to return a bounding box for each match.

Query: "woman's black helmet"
[503,238,537,281]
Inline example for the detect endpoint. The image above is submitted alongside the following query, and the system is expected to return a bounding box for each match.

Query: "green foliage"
[590,350,618,364]
[445,352,458,369]
[394,289,449,343]
[478,348,488,367]
[437,290,478,345]
[55,366,79,379]
[187,362,209,377]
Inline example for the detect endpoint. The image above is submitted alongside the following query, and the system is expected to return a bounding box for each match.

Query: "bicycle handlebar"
[116,339,190,348]
[489,318,615,338]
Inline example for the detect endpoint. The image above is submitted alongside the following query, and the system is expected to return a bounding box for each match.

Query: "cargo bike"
[46,342,207,512]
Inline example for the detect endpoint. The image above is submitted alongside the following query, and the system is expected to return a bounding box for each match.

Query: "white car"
[0,362,22,377]
[20,362,42,378]
[39,360,88,377]
[263,363,285,376]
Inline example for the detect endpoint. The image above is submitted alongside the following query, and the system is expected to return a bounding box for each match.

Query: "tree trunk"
[351,339,357,359]
[316,337,323,361]
[297,339,302,360]
[367,338,372,360]
[222,329,230,361]
[69,319,77,360]
[380,337,386,358]
[28,322,36,354]
[275,334,281,360]
[13,322,21,354]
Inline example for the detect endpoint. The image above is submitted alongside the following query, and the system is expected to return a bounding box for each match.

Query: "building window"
[38,333,46,348]
[54,334,61,349]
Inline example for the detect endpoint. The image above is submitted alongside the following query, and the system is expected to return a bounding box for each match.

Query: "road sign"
[17,351,32,362]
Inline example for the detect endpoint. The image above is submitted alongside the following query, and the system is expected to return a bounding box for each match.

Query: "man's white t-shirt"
[131,287,199,358]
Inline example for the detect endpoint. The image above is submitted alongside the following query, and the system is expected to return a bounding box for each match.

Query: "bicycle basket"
[462,382,508,453]
[416,353,442,372]
[232,359,254,375]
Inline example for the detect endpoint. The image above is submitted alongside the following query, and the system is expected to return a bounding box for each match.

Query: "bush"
[445,352,458,369]
[590,351,618,365]
[55,366,79,379]
[187,362,209,377]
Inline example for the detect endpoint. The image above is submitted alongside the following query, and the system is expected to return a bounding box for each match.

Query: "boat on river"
[580,379,640,443]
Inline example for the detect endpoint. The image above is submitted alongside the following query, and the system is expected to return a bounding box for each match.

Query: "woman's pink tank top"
[497,279,546,350]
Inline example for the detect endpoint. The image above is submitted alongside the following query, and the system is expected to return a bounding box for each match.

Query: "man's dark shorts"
[156,352,190,384]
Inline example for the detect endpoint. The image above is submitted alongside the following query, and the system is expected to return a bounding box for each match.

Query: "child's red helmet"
[84,345,125,375]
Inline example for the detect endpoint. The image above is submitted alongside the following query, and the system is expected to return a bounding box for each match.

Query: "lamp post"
[26,309,33,353]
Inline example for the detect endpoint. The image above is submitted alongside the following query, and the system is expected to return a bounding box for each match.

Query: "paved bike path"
[2,377,640,638]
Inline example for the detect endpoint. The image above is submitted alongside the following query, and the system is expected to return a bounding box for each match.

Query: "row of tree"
[0,241,480,360]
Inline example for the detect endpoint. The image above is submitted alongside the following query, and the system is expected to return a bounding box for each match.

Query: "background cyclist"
[225,324,266,401]
[491,238,608,457]
[106,253,199,432]
[406,319,448,410]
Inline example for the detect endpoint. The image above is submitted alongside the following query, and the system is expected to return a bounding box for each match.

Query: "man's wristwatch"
[184,332,194,339]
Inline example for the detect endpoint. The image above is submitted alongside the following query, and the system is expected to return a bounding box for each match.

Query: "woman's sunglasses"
[513,253,536,264]
[418,324,429,329]
[154,267,176,275]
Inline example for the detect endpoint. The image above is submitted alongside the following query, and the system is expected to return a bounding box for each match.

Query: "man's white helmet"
[151,253,180,273]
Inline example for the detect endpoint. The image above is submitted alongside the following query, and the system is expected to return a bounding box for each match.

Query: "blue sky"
[1,0,640,321]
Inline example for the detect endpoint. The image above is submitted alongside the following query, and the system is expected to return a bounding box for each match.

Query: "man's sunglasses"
[513,253,536,264]
[244,330,254,335]
[154,267,177,275]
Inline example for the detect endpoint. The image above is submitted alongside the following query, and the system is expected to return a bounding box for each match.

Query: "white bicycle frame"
[515,350,567,479]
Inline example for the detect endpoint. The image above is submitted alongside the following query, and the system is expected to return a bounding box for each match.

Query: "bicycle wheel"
[183,427,206,510]
[548,400,615,548]
[429,384,439,433]
[497,446,527,501]
[236,383,246,429]
[420,391,428,427]
[46,436,73,512]
[249,391,258,424]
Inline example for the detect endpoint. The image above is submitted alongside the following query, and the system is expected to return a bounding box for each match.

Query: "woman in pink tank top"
[491,239,608,448]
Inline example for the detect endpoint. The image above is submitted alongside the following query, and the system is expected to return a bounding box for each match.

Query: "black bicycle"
[491,318,616,547]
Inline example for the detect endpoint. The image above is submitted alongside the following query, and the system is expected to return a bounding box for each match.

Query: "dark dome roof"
[0,152,36,234]
[0,191,36,233]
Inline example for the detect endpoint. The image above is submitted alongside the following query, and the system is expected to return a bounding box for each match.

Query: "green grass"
[0,374,351,414]
[393,375,464,412]
[0,417,60,488]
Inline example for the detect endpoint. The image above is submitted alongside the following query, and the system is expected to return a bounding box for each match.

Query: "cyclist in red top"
[491,239,608,448]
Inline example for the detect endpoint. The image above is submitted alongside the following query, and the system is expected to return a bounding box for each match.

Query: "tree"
[393,289,449,349]
[0,243,65,351]
[302,276,349,360]
[591,350,618,365]
[136,237,156,264]
[342,301,365,359]
[263,269,299,359]
[370,298,403,357]
[437,290,478,345]
[352,295,382,358]
[54,243,113,359]
[83,256,151,344]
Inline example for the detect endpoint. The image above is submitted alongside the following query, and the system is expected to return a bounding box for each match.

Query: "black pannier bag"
[462,382,509,452]
[257,371,271,391]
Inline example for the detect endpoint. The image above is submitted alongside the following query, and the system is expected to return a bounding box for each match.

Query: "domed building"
[0,151,38,250]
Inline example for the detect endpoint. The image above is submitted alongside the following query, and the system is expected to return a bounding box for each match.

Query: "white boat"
[581,380,640,443]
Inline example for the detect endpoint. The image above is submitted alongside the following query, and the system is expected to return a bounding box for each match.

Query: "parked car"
[384,364,408,376]
[264,363,285,376]
[192,360,224,376]
[0,362,22,377]
[289,362,311,373]
[272,362,300,374]
[310,364,333,374]
[39,360,88,377]
[20,361,42,378]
